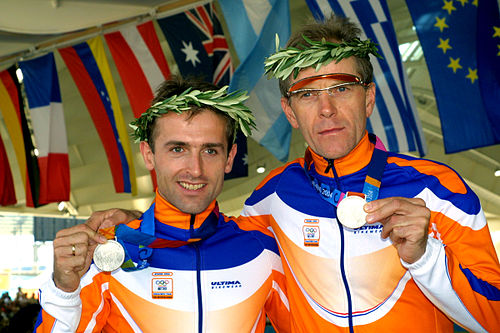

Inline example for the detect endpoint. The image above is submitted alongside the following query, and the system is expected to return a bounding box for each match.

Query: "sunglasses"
[287,73,368,97]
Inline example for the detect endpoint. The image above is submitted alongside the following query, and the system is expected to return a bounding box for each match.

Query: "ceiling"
[0,0,499,251]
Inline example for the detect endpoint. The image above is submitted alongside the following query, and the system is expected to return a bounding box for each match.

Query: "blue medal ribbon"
[115,203,156,271]
[115,203,220,272]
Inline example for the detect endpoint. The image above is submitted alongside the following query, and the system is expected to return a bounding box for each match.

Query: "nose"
[187,153,203,178]
[317,92,337,118]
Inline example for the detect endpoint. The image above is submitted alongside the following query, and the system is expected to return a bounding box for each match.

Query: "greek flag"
[306,0,426,155]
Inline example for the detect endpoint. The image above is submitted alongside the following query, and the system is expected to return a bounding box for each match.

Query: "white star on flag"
[181,40,200,67]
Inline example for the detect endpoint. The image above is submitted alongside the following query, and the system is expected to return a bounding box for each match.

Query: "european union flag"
[406,0,500,153]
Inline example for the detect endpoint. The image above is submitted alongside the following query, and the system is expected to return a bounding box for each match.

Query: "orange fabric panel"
[35,310,56,332]
[388,156,467,194]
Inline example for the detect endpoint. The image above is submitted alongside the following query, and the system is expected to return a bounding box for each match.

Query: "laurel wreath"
[130,86,256,142]
[264,35,382,80]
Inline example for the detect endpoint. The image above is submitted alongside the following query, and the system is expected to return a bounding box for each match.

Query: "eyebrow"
[165,141,226,150]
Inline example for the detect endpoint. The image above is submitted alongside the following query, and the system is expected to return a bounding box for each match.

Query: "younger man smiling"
[35,77,289,332]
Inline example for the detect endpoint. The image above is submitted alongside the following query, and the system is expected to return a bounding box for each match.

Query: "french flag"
[19,53,70,205]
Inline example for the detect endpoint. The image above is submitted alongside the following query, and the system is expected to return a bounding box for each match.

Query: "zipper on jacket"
[337,220,354,333]
[328,159,355,333]
[324,158,334,174]
[190,214,203,333]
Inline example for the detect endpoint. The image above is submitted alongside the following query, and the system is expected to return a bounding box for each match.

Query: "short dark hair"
[279,14,374,97]
[146,76,236,153]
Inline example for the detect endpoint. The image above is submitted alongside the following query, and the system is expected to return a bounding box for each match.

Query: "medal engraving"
[93,240,125,272]
[336,195,367,229]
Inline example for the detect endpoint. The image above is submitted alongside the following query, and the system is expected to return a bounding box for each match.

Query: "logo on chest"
[211,280,242,289]
[151,272,173,299]
[303,223,320,247]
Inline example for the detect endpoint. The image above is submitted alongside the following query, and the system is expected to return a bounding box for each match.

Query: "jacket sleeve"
[404,181,500,332]
[264,243,290,333]
[238,169,281,231]
[34,277,82,332]
[35,266,111,332]
[75,267,112,332]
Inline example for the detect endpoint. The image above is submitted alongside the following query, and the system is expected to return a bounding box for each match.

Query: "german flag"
[0,65,41,207]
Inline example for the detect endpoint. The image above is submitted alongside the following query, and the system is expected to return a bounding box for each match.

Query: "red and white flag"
[104,20,171,118]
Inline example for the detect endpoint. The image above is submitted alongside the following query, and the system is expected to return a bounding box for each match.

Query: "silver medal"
[93,240,125,272]
[336,195,368,229]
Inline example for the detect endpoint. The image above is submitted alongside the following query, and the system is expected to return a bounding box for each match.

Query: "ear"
[224,143,237,174]
[140,141,155,171]
[365,82,376,118]
[281,97,299,129]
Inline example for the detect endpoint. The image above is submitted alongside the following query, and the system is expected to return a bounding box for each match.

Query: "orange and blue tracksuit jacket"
[35,193,290,332]
[239,132,500,332]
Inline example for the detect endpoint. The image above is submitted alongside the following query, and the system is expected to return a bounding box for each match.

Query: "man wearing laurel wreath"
[245,15,499,332]
[35,77,290,332]
[249,14,499,332]
[39,14,499,333]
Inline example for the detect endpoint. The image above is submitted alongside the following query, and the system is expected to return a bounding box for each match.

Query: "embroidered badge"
[152,272,173,299]
[303,225,320,246]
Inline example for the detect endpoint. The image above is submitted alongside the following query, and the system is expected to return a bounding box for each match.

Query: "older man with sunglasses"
[240,14,500,332]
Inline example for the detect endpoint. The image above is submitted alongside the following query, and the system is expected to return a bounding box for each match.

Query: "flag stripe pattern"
[0,134,16,206]
[305,0,426,155]
[0,66,41,207]
[136,21,171,81]
[59,37,136,194]
[104,20,170,190]
[218,0,293,162]
[19,53,70,204]
[104,20,171,118]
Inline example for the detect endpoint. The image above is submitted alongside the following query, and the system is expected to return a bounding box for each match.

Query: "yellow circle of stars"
[494,25,500,56]
[435,0,498,84]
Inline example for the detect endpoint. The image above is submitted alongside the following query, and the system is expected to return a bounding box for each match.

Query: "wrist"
[53,274,80,293]
[401,237,441,270]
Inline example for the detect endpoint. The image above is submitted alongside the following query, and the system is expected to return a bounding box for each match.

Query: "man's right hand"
[52,208,142,292]
[53,224,107,292]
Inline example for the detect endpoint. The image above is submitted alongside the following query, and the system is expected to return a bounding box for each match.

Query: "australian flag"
[157,2,248,179]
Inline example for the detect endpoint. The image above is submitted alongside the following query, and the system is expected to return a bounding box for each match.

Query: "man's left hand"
[364,197,430,264]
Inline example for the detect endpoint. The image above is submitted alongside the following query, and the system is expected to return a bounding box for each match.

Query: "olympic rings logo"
[155,279,170,286]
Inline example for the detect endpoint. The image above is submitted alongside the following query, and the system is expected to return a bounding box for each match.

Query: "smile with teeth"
[179,182,205,190]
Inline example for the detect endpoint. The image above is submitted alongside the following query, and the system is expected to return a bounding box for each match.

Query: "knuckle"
[415,198,426,206]
[390,198,402,210]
